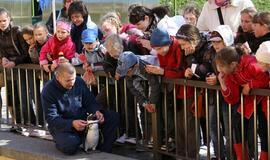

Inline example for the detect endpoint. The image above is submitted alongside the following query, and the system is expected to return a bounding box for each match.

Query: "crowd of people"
[0,0,270,159]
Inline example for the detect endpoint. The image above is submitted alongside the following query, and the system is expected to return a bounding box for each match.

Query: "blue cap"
[150,28,171,47]
[81,28,98,43]
[117,51,139,77]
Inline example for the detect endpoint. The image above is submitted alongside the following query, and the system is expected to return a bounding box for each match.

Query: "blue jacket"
[41,76,101,133]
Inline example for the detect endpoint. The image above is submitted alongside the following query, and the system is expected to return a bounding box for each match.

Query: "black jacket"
[0,25,30,65]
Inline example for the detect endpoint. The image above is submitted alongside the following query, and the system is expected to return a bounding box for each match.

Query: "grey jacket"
[126,59,161,106]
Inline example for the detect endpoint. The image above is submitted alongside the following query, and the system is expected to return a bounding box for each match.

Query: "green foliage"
[160,0,270,15]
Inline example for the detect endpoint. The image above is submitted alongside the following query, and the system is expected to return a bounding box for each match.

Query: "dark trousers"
[51,110,119,155]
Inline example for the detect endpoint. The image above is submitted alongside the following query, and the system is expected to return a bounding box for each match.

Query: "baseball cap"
[81,28,98,43]
[116,51,139,77]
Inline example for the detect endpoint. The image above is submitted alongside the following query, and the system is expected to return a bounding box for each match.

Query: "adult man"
[41,63,119,155]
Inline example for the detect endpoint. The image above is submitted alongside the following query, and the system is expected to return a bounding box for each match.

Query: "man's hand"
[95,111,104,124]
[145,65,164,75]
[242,84,250,95]
[144,103,156,113]
[72,120,88,131]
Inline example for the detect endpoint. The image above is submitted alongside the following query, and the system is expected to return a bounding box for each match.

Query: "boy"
[116,51,160,113]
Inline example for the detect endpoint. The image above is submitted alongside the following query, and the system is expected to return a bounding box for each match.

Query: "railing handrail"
[2,63,270,97]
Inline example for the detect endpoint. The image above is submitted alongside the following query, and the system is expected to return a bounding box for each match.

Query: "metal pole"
[3,68,9,123]
[229,103,233,159]
[25,69,31,125]
[164,85,168,152]
[18,69,24,125]
[253,96,258,160]
[241,93,245,160]
[173,84,178,154]
[205,89,210,159]
[194,88,199,159]
[33,70,39,126]
[52,0,56,34]
[216,90,221,159]
[124,79,129,136]
[184,85,188,157]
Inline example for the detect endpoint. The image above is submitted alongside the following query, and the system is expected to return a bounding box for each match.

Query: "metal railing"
[0,64,269,160]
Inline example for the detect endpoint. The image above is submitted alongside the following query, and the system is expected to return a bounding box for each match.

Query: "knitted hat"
[150,28,171,47]
[81,28,98,43]
[56,20,71,32]
[116,51,139,77]
[255,41,270,64]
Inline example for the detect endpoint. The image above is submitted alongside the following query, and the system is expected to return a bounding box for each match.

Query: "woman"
[68,1,103,53]
[129,5,185,54]
[252,11,270,51]
[0,7,35,124]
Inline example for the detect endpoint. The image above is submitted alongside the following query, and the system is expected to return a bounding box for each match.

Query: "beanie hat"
[116,51,139,77]
[255,41,270,64]
[56,20,71,32]
[81,28,98,43]
[150,28,171,47]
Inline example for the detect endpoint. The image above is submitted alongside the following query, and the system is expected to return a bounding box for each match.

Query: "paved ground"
[0,131,138,160]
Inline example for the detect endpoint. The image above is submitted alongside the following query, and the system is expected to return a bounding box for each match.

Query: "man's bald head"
[55,63,76,77]
[55,63,77,89]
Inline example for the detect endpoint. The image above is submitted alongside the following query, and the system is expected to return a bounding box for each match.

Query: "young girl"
[22,25,39,63]
[39,19,75,72]
[216,47,269,160]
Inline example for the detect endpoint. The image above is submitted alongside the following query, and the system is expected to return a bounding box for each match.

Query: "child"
[74,28,106,85]
[116,51,160,113]
[39,19,75,72]
[207,25,234,159]
[254,41,270,160]
[22,25,39,63]
[216,46,269,160]
[33,22,51,56]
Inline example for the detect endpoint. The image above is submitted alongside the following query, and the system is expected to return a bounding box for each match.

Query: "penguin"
[84,118,99,152]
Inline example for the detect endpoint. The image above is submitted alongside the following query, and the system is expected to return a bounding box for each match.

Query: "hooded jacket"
[221,55,269,119]
[0,25,30,65]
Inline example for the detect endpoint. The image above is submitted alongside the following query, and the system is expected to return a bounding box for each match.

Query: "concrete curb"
[0,131,137,160]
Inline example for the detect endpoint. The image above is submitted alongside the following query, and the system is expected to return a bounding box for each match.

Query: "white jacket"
[197,0,255,33]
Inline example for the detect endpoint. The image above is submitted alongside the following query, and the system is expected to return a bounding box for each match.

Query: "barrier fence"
[0,64,269,160]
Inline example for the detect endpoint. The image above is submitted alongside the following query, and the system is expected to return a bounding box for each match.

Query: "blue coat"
[41,76,101,133]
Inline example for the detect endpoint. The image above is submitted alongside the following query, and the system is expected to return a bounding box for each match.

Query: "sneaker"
[160,137,176,152]
[147,140,153,148]
[125,137,136,144]
[116,133,127,144]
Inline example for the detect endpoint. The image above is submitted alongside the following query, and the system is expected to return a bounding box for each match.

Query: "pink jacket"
[39,35,75,65]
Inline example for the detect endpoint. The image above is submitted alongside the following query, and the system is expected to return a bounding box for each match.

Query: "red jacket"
[221,55,269,119]
[157,37,193,99]
[39,35,75,65]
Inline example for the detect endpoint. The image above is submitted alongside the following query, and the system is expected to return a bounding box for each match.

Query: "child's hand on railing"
[184,68,193,79]
[50,63,58,72]
[242,84,250,95]
[42,64,51,73]
[206,73,217,85]
[144,103,156,113]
